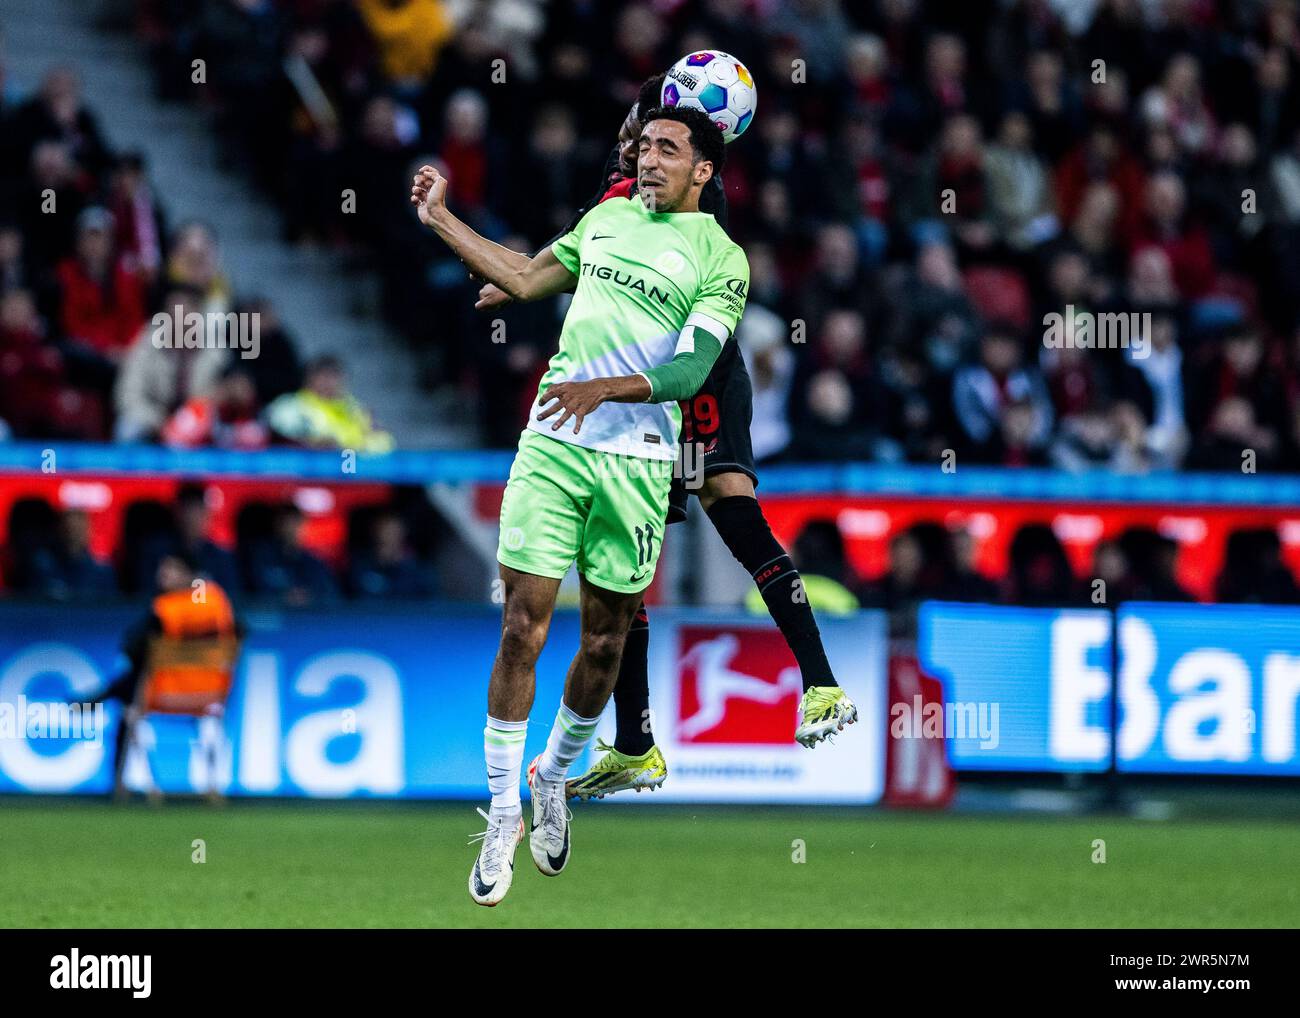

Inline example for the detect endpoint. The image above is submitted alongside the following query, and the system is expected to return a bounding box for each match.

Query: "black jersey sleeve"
[701,173,728,232]
[555,143,624,239]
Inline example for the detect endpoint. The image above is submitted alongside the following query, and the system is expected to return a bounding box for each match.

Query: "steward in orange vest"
[91,552,243,777]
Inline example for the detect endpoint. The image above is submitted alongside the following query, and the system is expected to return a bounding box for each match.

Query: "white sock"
[484,715,527,817]
[537,701,601,784]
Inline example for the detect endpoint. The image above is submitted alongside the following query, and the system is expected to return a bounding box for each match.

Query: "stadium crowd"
[0,61,391,449]
[4,0,1300,609]
[3,1,1300,471]
[3,485,442,603]
[102,0,1300,472]
[7,485,1297,614]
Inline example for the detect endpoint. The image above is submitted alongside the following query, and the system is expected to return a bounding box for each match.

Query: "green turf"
[2,798,1297,927]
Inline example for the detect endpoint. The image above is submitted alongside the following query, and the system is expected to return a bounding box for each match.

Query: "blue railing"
[2,440,1300,506]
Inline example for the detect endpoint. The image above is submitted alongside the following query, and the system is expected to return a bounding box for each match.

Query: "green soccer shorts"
[497,429,671,594]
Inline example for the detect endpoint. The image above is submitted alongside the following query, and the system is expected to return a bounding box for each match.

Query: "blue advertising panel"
[0,603,886,802]
[0,604,579,798]
[1115,603,1300,776]
[917,601,1300,776]
[916,603,1113,772]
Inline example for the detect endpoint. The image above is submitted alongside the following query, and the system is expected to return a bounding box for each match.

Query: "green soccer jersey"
[537,194,749,461]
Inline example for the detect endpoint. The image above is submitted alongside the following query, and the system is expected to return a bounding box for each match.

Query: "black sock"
[112,726,130,784]
[612,603,655,755]
[706,495,838,692]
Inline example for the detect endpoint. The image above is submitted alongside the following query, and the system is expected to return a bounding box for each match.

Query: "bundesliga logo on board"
[677,627,802,744]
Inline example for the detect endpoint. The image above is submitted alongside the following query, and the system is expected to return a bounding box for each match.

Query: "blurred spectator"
[1,340,103,439]
[1065,182,1125,287]
[984,110,1058,251]
[799,223,876,334]
[0,288,66,437]
[114,287,229,442]
[829,117,892,266]
[1247,45,1300,155]
[878,343,954,462]
[790,308,882,461]
[162,364,269,450]
[5,67,110,178]
[885,241,980,373]
[999,396,1055,467]
[53,206,147,363]
[766,0,851,84]
[347,512,435,599]
[862,522,954,618]
[1197,124,1273,268]
[0,221,29,294]
[436,89,499,222]
[1140,53,1216,158]
[1055,124,1146,246]
[504,104,594,243]
[1051,397,1157,472]
[1019,49,1085,162]
[1126,245,1181,309]
[245,503,340,606]
[105,153,165,281]
[1092,538,1137,602]
[1118,527,1194,601]
[473,236,560,446]
[952,326,1054,463]
[1040,319,1104,425]
[1269,125,1300,222]
[950,528,999,602]
[357,0,453,91]
[1216,527,1300,604]
[25,509,117,600]
[737,304,794,462]
[1120,311,1188,465]
[16,141,89,271]
[266,355,393,452]
[196,0,289,186]
[236,298,302,406]
[1185,323,1288,471]
[165,222,231,312]
[907,114,996,257]
[136,485,243,599]
[1130,172,1215,299]
[1006,523,1080,606]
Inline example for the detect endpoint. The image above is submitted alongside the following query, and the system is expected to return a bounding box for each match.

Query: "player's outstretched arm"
[410,165,574,301]
[536,320,726,435]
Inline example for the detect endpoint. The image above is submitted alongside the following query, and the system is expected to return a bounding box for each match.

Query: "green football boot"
[795,686,858,747]
[566,739,668,800]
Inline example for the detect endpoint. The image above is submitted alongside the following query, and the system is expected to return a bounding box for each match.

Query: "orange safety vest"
[145,584,238,713]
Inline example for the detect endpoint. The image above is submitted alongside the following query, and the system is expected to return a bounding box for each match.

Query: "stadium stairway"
[3,0,466,448]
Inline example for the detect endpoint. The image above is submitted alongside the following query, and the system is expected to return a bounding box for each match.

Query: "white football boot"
[468,806,525,907]
[526,756,572,876]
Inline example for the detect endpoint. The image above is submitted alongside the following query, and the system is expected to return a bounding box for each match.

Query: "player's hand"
[535,380,611,435]
[410,165,448,226]
[476,282,512,310]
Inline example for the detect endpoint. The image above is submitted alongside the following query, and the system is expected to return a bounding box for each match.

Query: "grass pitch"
[2,798,1297,928]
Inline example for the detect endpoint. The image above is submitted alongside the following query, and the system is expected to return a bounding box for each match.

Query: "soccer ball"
[660,50,757,143]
